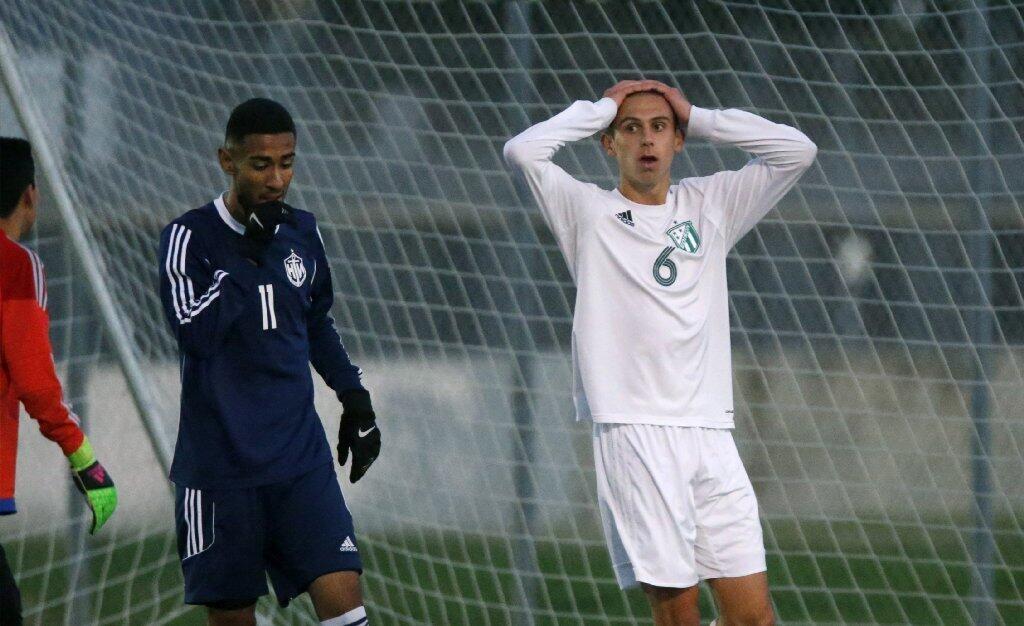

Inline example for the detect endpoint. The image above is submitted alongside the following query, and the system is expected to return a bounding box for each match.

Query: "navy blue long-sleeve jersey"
[158,195,364,489]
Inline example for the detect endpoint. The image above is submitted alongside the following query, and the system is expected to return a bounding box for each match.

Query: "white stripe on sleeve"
[18,246,46,309]
[179,228,196,305]
[183,270,227,322]
[173,226,190,319]
[166,225,185,322]
[165,225,228,325]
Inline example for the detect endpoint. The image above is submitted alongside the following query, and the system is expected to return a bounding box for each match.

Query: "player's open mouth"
[639,156,658,167]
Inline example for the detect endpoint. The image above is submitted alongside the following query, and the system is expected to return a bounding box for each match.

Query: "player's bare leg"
[207,603,256,626]
[308,570,365,623]
[707,572,774,626]
[640,583,701,626]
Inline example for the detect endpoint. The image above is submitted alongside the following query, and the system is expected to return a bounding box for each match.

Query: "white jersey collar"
[612,187,672,211]
[214,193,246,235]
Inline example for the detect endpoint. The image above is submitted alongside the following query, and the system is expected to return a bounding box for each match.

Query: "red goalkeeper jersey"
[0,229,84,514]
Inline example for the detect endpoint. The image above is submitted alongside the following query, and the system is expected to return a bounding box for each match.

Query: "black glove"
[337,390,381,483]
[238,200,296,264]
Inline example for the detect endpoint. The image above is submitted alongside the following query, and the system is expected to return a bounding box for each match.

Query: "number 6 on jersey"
[653,246,677,286]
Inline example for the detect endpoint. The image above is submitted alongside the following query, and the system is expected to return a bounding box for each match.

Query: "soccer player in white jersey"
[504,80,816,626]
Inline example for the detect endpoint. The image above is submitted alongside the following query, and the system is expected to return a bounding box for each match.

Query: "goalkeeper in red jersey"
[0,137,117,624]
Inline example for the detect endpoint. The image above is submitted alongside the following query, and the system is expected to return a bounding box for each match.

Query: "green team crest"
[666,221,701,254]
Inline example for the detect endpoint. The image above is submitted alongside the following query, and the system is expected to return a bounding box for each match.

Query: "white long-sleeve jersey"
[504,98,816,428]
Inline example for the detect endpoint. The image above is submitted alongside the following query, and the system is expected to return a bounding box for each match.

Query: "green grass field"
[356,520,1023,625]
[8,518,1023,625]
[11,531,185,625]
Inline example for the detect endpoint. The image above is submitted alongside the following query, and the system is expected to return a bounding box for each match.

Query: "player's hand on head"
[646,81,693,130]
[239,200,296,264]
[603,80,651,106]
[337,389,381,483]
[67,438,118,534]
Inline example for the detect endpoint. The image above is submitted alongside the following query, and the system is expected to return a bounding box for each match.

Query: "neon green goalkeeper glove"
[67,437,117,534]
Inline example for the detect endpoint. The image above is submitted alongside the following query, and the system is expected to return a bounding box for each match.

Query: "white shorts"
[593,423,766,589]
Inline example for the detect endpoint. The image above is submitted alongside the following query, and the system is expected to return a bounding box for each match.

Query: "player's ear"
[218,146,237,176]
[22,182,37,210]
[674,127,684,153]
[601,131,616,156]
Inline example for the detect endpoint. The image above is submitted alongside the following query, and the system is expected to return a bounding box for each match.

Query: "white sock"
[321,605,368,626]
[709,620,718,626]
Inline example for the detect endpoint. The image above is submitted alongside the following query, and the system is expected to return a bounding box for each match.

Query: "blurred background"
[0,1,1021,624]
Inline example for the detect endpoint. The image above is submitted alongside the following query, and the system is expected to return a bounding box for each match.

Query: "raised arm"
[504,81,655,167]
[683,103,817,248]
[503,84,657,241]
[504,81,686,244]
[159,222,255,358]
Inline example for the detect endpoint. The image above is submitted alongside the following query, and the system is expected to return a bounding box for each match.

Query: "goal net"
[1,1,1021,624]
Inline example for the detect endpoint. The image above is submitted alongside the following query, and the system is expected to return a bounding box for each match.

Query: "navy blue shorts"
[175,461,362,607]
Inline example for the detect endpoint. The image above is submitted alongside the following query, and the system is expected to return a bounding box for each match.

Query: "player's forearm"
[168,275,251,358]
[1,301,85,455]
[309,322,365,396]
[4,350,85,456]
[305,247,365,395]
[161,222,254,358]
[503,97,618,169]
[161,245,256,358]
[687,106,817,172]
[21,388,85,455]
[318,361,365,399]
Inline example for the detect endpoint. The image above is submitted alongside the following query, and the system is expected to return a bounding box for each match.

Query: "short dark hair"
[1,137,35,218]
[224,98,295,147]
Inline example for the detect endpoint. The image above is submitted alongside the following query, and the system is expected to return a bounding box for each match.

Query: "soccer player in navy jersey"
[158,99,380,626]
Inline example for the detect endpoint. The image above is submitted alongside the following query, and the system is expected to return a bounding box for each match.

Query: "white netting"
[0,99,185,622]
[1,1,1022,624]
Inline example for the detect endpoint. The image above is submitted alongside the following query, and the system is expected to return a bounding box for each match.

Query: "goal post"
[0,1,1021,625]
[0,25,174,474]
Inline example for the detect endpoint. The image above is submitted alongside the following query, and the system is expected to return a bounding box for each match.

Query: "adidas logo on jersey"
[339,536,358,552]
[615,210,634,227]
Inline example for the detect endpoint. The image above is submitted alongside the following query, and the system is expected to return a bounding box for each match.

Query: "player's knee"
[205,599,257,626]
[309,570,363,619]
[724,606,775,626]
[640,583,701,626]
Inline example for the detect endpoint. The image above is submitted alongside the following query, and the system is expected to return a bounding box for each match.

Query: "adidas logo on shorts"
[339,536,358,552]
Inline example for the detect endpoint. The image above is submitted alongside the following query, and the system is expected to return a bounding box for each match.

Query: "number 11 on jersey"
[258,284,277,330]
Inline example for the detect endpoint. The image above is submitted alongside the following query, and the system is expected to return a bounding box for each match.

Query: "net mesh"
[0,115,186,622]
[1,1,1022,624]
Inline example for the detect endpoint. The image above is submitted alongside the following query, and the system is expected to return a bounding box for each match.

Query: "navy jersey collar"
[214,194,245,235]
